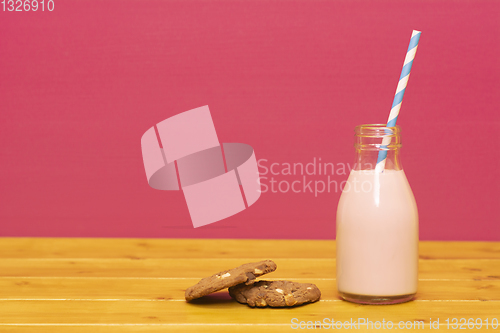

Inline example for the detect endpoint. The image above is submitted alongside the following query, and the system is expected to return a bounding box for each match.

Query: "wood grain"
[1,238,499,259]
[0,299,498,324]
[0,278,498,301]
[0,238,498,333]
[0,326,498,333]
[0,258,499,280]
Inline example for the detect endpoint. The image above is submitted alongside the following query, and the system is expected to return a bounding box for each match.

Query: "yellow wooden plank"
[0,326,317,333]
[0,238,335,259]
[0,238,499,332]
[0,278,498,301]
[0,300,498,324]
[0,326,315,333]
[0,323,498,333]
[0,258,499,280]
[419,259,500,280]
[419,241,500,259]
[1,238,499,259]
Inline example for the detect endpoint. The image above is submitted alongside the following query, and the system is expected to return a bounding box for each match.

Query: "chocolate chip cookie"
[229,280,321,307]
[185,260,277,301]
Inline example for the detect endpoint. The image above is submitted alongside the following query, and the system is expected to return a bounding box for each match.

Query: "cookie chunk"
[185,260,277,301]
[229,280,321,307]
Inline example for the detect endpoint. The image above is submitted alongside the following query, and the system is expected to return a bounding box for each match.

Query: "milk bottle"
[336,124,419,304]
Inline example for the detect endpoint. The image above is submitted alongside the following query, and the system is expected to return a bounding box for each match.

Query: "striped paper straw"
[375,30,421,173]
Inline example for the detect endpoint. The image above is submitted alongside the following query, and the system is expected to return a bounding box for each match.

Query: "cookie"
[229,280,321,307]
[185,260,277,301]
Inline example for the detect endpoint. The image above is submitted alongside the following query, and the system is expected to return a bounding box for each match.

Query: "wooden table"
[0,238,499,332]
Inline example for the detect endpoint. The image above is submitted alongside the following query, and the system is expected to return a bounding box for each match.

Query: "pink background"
[1,0,499,240]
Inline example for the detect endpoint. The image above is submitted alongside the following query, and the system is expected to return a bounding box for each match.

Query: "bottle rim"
[355,124,401,138]
[354,124,402,151]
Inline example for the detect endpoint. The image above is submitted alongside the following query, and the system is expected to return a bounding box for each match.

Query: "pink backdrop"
[1,0,499,240]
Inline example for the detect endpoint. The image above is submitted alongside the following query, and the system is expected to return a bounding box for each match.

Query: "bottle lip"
[355,124,401,138]
[354,124,402,151]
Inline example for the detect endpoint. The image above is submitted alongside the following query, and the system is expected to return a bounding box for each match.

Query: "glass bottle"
[336,124,419,304]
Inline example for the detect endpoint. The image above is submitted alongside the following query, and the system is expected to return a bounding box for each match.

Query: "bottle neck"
[353,124,402,171]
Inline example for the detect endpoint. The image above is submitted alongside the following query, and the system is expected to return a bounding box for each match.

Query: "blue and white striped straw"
[375,30,421,173]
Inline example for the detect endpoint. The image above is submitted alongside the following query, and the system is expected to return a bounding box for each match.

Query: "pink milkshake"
[336,125,419,304]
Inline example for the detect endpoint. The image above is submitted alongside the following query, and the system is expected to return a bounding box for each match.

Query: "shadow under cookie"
[186,291,234,305]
